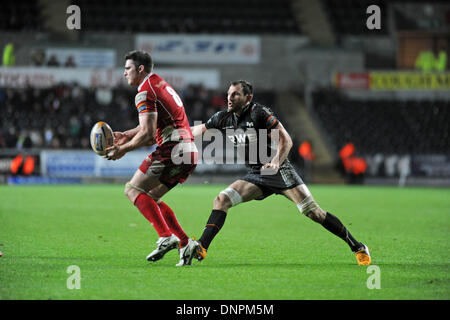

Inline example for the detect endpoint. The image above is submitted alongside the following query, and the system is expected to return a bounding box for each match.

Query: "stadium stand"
[311,88,450,155]
[321,0,388,36]
[71,0,301,34]
[0,0,44,31]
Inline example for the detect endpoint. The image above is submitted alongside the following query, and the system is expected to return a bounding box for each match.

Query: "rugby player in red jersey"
[105,50,198,266]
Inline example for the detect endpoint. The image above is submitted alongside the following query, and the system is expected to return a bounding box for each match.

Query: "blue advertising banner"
[136,34,260,64]
[40,150,150,178]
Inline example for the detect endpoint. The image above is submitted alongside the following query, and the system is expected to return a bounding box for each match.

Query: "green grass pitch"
[0,184,449,300]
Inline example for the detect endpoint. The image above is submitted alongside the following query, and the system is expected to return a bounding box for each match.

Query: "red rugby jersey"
[135,73,193,145]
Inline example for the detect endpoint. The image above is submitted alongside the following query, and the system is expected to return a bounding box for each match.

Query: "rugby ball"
[90,121,114,156]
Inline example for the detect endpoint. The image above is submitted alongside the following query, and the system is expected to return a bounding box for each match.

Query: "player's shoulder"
[208,109,229,123]
[138,73,164,92]
[147,73,165,87]
[250,102,273,113]
[206,109,230,128]
[213,109,229,119]
[135,74,160,104]
[249,102,279,129]
[250,102,276,119]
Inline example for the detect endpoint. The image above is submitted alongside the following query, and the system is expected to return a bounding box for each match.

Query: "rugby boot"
[194,240,207,261]
[354,243,371,265]
[176,238,198,266]
[146,234,179,262]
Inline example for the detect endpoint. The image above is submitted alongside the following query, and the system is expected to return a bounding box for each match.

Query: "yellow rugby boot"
[194,239,207,261]
[354,244,371,265]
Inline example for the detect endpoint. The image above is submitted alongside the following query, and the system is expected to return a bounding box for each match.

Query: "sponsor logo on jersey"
[155,80,166,88]
[227,131,257,145]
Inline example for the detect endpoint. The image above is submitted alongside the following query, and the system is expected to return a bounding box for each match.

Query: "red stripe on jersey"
[266,115,279,129]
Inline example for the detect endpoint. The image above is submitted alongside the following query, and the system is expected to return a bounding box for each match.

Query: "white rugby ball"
[90,121,114,156]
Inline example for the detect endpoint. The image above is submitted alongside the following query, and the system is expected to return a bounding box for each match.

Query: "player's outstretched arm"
[190,124,207,139]
[113,126,140,146]
[106,114,156,160]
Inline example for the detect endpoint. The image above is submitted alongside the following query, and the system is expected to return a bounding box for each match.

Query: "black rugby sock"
[198,210,227,250]
[322,212,362,252]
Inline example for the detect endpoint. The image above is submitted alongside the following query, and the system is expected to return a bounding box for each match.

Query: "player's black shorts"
[240,159,304,200]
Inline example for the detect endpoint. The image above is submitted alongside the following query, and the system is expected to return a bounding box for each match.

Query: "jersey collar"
[238,102,253,117]
[138,73,152,91]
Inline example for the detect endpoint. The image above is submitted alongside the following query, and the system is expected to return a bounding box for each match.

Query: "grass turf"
[0,184,449,300]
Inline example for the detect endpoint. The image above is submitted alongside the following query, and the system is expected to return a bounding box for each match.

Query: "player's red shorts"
[139,141,198,189]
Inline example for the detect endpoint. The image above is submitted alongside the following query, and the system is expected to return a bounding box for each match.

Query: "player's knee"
[297,196,325,223]
[124,182,132,198]
[213,194,231,210]
[214,187,243,210]
[124,182,139,203]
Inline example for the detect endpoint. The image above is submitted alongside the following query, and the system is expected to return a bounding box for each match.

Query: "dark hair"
[230,80,253,96]
[125,50,153,73]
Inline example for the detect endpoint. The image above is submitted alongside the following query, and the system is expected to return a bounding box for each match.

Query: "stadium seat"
[321,0,388,36]
[66,0,302,34]
[311,88,450,155]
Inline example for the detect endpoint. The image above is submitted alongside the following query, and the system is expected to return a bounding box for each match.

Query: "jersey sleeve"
[205,110,226,129]
[254,105,279,129]
[135,90,157,115]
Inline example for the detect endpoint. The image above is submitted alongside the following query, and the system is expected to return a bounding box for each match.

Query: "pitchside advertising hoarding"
[0,152,40,176]
[39,150,147,178]
[2,148,449,184]
[45,48,116,68]
[136,34,261,64]
[38,147,244,180]
[334,72,450,90]
[0,67,220,90]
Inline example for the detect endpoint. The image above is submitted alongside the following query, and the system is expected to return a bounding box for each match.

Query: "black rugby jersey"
[205,102,280,168]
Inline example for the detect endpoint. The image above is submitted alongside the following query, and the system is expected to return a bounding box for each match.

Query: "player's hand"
[261,162,279,175]
[104,145,126,160]
[113,131,130,146]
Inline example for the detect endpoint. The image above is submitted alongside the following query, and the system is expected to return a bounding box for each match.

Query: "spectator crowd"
[0,83,237,150]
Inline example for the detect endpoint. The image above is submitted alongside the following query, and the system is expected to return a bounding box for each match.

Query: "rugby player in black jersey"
[190,80,371,265]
